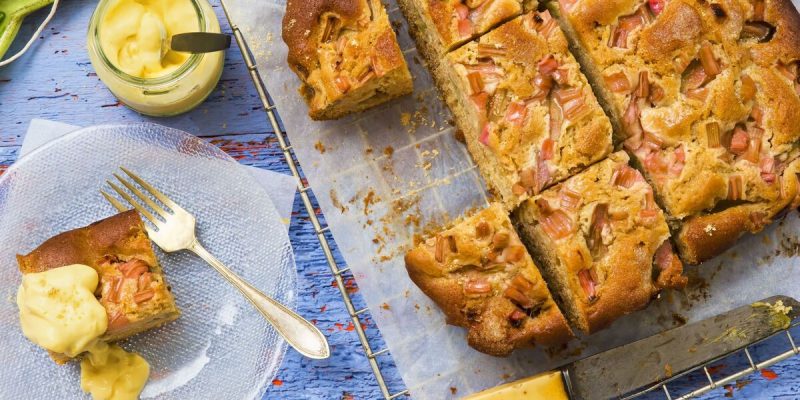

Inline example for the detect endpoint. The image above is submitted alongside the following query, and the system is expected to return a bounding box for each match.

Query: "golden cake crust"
[404,203,573,356]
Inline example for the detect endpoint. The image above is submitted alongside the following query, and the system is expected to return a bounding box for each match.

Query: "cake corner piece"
[404,203,573,356]
[282,0,413,120]
[554,0,800,264]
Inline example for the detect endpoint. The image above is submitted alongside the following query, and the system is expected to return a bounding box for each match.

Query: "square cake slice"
[552,0,800,263]
[397,0,525,64]
[282,0,413,120]
[437,11,613,209]
[514,152,686,333]
[404,203,573,356]
[17,210,180,364]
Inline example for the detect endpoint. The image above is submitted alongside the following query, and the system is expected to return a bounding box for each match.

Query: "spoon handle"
[171,32,231,54]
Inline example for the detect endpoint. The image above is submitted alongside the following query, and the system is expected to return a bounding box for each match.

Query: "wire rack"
[217,2,800,399]
[218,2,407,398]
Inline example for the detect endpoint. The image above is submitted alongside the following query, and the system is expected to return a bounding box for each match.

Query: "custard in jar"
[87,0,224,116]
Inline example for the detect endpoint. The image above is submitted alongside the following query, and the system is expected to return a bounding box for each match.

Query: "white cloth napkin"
[22,119,298,224]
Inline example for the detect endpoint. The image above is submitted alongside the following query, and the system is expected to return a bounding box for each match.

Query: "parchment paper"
[225,1,800,398]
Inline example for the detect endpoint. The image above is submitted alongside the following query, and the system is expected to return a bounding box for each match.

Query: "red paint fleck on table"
[345,321,355,331]
[272,379,283,386]
[724,384,734,397]
[707,364,725,374]
[320,305,327,312]
[760,368,778,380]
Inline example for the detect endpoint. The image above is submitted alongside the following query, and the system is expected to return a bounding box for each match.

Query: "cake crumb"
[330,189,348,213]
[704,224,716,235]
[314,140,327,154]
[400,112,412,126]
[383,146,394,157]
[449,387,457,395]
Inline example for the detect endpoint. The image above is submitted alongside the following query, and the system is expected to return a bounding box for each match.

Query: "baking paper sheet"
[225,1,800,398]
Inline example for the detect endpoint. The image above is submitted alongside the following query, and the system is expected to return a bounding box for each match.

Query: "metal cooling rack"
[217,2,800,399]
[218,2,408,398]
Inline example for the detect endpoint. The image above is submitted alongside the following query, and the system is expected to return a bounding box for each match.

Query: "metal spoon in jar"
[159,30,231,59]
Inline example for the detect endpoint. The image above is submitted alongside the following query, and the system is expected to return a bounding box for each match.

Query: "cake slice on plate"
[282,0,413,120]
[514,152,686,333]
[17,210,180,364]
[436,11,613,209]
[551,0,800,263]
[405,203,572,356]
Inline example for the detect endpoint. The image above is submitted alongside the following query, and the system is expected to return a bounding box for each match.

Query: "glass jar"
[86,0,224,117]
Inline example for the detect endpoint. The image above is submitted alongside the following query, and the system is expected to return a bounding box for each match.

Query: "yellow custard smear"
[98,0,198,79]
[17,264,150,400]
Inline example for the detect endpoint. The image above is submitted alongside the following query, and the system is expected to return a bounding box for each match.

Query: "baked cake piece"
[397,0,525,65]
[552,0,800,263]
[283,0,413,120]
[17,210,180,364]
[514,152,686,333]
[437,11,613,209]
[405,203,573,356]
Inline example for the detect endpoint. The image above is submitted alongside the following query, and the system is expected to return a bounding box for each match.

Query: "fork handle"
[188,240,330,359]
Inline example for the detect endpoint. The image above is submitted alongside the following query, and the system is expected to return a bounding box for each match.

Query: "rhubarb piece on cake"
[397,0,525,65]
[437,11,613,208]
[553,0,800,263]
[404,203,573,356]
[17,210,180,364]
[514,152,686,333]
[282,0,413,120]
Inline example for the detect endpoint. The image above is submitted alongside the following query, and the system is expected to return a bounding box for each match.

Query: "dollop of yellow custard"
[98,0,199,79]
[17,264,108,357]
[17,264,150,400]
[81,342,151,400]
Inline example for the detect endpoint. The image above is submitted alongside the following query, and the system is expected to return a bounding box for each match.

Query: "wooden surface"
[1,1,798,399]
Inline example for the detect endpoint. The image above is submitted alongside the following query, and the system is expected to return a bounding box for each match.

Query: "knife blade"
[566,295,800,399]
[464,295,799,400]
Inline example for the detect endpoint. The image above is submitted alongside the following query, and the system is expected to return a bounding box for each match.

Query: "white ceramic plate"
[0,123,296,399]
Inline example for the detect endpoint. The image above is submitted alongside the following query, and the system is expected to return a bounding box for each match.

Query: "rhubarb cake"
[282,0,413,120]
[397,0,525,65]
[17,210,180,363]
[551,0,800,263]
[404,203,573,356]
[436,11,613,208]
[514,152,686,333]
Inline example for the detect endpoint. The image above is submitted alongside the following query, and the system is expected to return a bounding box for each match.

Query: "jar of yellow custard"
[87,0,224,116]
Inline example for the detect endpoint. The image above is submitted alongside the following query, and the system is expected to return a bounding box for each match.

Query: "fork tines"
[101,167,177,228]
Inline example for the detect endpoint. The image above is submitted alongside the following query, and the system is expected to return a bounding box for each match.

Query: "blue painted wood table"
[1,1,799,399]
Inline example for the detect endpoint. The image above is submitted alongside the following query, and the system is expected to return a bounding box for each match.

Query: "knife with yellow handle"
[464,295,799,400]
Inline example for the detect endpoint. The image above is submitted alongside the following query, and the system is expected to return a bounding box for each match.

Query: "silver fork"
[101,167,330,360]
